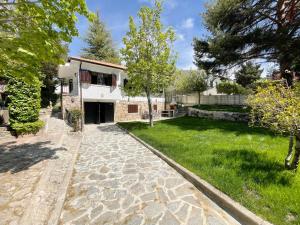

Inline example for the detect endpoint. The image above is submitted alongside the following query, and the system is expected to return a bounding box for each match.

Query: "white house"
[58,57,165,124]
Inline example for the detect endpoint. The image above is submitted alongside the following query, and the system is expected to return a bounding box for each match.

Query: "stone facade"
[115,101,165,122]
[62,95,81,115]
[188,107,249,122]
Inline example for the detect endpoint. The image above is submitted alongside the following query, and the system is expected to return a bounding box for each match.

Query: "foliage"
[121,0,176,126]
[7,78,41,124]
[0,0,92,81]
[216,81,248,95]
[6,77,44,135]
[193,0,300,85]
[248,80,300,169]
[11,120,45,136]
[81,11,120,63]
[175,70,208,105]
[119,117,299,225]
[40,62,59,108]
[235,62,262,88]
[69,108,82,132]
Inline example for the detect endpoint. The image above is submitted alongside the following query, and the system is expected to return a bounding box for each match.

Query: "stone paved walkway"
[0,116,82,225]
[60,124,241,225]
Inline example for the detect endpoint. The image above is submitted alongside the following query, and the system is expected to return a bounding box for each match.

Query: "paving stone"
[207,215,228,225]
[159,210,181,225]
[59,124,241,225]
[187,207,204,225]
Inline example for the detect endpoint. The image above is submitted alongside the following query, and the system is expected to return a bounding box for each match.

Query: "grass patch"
[119,117,300,225]
[192,104,250,113]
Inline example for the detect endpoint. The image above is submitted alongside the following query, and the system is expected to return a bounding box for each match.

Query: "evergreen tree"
[193,0,300,87]
[82,11,120,63]
[235,62,262,88]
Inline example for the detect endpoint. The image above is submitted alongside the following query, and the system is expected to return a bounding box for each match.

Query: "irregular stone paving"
[0,116,82,225]
[60,124,241,225]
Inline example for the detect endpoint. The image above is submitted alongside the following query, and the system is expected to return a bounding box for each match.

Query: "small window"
[69,79,73,93]
[153,105,157,111]
[128,105,138,113]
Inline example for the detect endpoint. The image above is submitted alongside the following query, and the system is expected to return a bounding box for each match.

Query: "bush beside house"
[7,78,45,136]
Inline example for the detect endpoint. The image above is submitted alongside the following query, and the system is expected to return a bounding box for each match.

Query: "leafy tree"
[121,0,176,127]
[235,62,263,88]
[217,81,248,95]
[248,81,300,170]
[82,11,120,63]
[0,0,92,81]
[40,62,59,108]
[175,70,208,105]
[193,0,300,87]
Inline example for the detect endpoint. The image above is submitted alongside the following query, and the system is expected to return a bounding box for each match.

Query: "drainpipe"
[79,62,83,131]
[60,78,64,120]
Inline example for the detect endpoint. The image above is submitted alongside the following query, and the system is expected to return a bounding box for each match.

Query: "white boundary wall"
[171,93,247,106]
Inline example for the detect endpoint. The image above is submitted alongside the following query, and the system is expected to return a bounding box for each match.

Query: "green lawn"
[192,104,250,113]
[119,117,300,225]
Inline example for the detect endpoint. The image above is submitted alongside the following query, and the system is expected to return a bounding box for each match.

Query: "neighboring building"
[58,57,165,124]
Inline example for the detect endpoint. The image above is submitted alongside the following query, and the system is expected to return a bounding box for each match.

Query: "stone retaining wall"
[188,107,249,122]
[115,101,164,122]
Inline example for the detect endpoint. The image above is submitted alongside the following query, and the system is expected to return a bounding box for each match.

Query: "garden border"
[117,123,274,225]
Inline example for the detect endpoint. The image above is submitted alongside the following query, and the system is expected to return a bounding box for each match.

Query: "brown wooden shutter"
[80,70,91,83]
[128,105,138,113]
[112,74,117,87]
[153,105,157,111]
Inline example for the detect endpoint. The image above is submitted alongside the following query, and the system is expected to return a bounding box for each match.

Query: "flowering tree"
[247,81,300,170]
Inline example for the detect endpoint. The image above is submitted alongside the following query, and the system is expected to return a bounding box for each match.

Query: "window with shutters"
[128,105,138,113]
[89,71,113,86]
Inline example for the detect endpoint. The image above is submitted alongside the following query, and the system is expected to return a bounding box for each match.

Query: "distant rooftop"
[69,57,126,70]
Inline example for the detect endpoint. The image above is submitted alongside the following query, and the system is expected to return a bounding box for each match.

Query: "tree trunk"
[291,132,300,170]
[279,59,293,87]
[285,131,294,169]
[198,91,201,106]
[146,90,153,127]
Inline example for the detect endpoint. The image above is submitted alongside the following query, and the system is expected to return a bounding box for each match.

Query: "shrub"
[216,81,249,95]
[69,109,82,132]
[6,78,43,135]
[11,120,45,136]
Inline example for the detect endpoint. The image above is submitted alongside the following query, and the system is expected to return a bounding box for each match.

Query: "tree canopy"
[175,70,208,105]
[193,0,300,86]
[81,11,120,63]
[121,0,176,126]
[248,81,300,169]
[235,62,262,88]
[0,0,92,81]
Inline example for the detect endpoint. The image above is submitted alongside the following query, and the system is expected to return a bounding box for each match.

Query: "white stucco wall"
[58,59,165,103]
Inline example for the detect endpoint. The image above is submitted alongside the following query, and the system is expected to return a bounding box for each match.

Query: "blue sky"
[69,0,209,69]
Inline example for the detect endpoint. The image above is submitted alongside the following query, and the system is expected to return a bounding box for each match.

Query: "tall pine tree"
[81,11,120,63]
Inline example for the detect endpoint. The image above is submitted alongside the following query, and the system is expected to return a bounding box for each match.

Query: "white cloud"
[137,0,177,9]
[177,33,185,41]
[181,18,194,29]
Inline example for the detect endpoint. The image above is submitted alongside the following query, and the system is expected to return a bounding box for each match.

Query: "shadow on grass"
[0,141,66,174]
[119,117,278,137]
[212,149,295,186]
[159,117,277,136]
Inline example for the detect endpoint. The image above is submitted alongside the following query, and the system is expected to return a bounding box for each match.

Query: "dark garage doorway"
[84,102,114,124]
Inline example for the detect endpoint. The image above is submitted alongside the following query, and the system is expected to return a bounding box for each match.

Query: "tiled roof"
[69,57,126,70]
